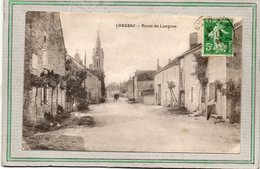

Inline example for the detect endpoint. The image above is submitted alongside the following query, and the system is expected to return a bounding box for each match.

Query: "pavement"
[44,98,240,153]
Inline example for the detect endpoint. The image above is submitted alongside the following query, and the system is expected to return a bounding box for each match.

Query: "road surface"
[45,98,240,153]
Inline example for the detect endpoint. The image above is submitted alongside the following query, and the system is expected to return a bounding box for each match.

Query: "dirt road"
[44,98,240,153]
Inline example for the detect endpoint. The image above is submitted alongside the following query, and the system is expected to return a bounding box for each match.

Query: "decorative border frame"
[5,0,257,165]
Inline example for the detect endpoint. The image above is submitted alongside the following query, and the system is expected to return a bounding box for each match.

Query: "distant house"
[105,83,120,98]
[85,70,102,103]
[23,12,66,125]
[133,70,156,104]
[126,78,134,100]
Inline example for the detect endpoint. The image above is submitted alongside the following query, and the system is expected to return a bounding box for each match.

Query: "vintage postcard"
[2,0,259,168]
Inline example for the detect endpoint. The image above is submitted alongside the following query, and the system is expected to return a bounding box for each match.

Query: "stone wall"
[182,50,201,112]
[23,12,66,125]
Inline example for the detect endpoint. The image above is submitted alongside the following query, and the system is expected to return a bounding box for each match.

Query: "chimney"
[157,59,161,70]
[84,51,86,67]
[79,60,83,65]
[189,32,198,49]
[168,58,171,64]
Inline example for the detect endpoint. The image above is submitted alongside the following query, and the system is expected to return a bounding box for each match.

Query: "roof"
[66,54,99,79]
[154,21,241,76]
[134,70,156,81]
[155,57,179,75]
[155,44,202,75]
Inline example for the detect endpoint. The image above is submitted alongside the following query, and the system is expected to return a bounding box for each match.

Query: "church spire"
[92,31,104,71]
[95,31,101,49]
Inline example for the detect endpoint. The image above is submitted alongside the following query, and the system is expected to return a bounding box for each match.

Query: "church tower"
[92,32,104,71]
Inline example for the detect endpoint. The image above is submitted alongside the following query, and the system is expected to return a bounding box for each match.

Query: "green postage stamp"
[203,18,233,56]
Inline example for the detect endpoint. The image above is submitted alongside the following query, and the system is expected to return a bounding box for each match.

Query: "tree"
[193,51,208,87]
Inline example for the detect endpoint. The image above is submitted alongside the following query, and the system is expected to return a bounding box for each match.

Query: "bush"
[77,116,95,127]
[77,102,88,111]
[55,105,70,122]
[100,97,106,103]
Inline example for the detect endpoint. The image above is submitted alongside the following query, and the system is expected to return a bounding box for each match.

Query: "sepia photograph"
[22,12,242,153]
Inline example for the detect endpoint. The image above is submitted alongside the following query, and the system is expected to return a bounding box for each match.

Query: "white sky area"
[60,13,200,84]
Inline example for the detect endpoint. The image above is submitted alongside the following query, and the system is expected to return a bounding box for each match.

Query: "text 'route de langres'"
[115,23,177,29]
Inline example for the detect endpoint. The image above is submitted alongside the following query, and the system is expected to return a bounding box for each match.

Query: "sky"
[60,13,199,84]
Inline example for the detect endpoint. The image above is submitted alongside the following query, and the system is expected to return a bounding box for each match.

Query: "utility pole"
[84,51,87,108]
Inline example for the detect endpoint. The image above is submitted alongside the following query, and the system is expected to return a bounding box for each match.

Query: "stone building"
[153,21,242,123]
[178,45,203,112]
[133,70,156,105]
[154,58,180,107]
[23,12,66,125]
[91,32,106,99]
[92,32,104,71]
[126,78,134,100]
[85,70,102,104]
[65,53,101,110]
[154,43,202,110]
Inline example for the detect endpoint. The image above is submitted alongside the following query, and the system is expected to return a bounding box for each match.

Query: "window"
[31,54,38,69]
[165,91,167,106]
[42,49,48,68]
[180,59,184,68]
[41,87,48,105]
[201,87,206,103]
[139,91,142,97]
[190,87,194,103]
[209,83,215,101]
[162,72,165,83]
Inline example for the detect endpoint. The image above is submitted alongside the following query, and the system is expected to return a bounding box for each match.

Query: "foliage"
[65,59,88,106]
[225,79,241,101]
[193,51,208,87]
[40,70,61,88]
[30,74,44,88]
[29,70,61,89]
[214,80,223,91]
[224,79,241,123]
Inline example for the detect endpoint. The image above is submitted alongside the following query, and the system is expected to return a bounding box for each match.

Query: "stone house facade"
[23,12,66,125]
[154,45,202,111]
[153,21,242,123]
[179,46,203,112]
[154,59,180,107]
